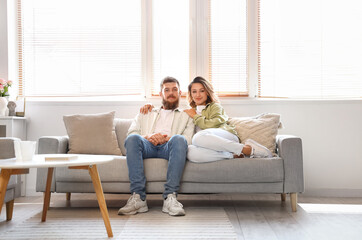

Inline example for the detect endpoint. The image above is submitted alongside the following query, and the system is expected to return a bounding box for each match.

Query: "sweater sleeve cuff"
[193,114,201,122]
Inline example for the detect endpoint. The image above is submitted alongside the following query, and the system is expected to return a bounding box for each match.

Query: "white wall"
[23,99,362,197]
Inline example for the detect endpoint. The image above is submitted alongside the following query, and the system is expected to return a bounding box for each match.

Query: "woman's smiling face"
[191,83,208,106]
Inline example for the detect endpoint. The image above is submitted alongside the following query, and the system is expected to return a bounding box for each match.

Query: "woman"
[183,76,272,162]
[140,76,272,162]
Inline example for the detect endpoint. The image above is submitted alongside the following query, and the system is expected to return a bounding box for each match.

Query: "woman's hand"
[184,108,197,118]
[140,103,154,114]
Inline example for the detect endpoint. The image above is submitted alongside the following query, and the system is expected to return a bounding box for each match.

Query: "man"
[118,76,194,216]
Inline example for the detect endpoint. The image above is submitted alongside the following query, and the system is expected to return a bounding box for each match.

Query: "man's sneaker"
[118,193,148,215]
[245,139,273,158]
[162,193,185,216]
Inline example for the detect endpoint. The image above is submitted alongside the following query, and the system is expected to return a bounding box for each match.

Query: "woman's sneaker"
[245,139,273,158]
[118,192,148,215]
[162,193,185,216]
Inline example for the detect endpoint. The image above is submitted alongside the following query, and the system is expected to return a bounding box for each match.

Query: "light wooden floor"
[1,193,362,240]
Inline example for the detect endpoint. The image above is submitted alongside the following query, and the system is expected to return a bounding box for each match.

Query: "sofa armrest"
[0,137,20,159]
[0,137,21,200]
[277,135,304,193]
[38,136,69,154]
[36,136,69,192]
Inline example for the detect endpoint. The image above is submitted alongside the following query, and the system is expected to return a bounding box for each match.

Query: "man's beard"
[162,96,179,110]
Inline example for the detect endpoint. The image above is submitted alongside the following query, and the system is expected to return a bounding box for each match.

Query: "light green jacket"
[127,107,195,145]
[193,102,237,136]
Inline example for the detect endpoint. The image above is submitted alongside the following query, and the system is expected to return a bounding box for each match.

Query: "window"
[151,0,190,95]
[209,0,248,96]
[18,0,361,99]
[21,0,142,96]
[18,0,249,97]
[259,0,362,98]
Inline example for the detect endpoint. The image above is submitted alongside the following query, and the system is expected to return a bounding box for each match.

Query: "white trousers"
[187,128,244,163]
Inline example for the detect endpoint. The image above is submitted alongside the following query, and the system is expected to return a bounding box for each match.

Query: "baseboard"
[302,188,362,197]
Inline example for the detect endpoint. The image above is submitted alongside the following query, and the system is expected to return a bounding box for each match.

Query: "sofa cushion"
[114,118,133,155]
[142,158,284,183]
[182,158,284,183]
[63,111,122,155]
[56,156,128,182]
[56,157,166,182]
[56,157,283,184]
[228,113,282,153]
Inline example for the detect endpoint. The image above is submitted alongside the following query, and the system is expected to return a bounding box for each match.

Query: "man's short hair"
[160,76,180,91]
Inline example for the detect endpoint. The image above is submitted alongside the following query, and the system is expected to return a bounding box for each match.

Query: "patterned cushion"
[228,113,282,154]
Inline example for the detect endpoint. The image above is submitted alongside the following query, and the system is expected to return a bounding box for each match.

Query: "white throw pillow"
[228,113,282,154]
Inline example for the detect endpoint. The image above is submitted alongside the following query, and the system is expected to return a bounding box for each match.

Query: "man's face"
[160,82,181,110]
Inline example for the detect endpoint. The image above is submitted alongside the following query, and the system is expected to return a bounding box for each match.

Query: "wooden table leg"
[42,167,54,222]
[0,169,11,217]
[88,165,113,238]
[6,199,15,221]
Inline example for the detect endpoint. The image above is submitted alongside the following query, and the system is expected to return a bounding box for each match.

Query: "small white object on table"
[0,154,115,237]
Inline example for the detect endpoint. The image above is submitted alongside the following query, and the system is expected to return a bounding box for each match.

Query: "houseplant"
[0,78,12,116]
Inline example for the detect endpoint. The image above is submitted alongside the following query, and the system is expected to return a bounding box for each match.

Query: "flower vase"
[0,97,8,116]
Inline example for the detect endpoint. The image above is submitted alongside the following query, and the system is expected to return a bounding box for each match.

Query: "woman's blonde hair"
[188,76,219,108]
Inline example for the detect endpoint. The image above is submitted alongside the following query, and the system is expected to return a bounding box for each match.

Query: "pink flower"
[0,77,12,97]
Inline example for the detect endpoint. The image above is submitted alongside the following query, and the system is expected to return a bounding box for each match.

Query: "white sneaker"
[162,193,185,216]
[118,193,148,215]
[245,139,273,158]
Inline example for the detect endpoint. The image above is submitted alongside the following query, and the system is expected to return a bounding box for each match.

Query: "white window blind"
[259,0,362,98]
[152,0,189,95]
[209,0,248,96]
[21,0,142,96]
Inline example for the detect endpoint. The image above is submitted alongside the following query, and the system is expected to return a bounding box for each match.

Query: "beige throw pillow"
[63,111,122,155]
[228,113,282,154]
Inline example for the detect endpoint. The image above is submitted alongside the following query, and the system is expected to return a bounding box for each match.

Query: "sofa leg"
[66,192,71,201]
[290,193,297,212]
[6,199,14,221]
[281,193,286,202]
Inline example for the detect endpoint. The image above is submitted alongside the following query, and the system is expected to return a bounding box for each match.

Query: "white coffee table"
[0,154,115,237]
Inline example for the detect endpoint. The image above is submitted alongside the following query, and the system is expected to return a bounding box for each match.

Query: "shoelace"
[168,194,183,207]
[127,193,138,205]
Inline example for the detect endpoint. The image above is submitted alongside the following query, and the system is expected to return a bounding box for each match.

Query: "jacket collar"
[154,106,181,112]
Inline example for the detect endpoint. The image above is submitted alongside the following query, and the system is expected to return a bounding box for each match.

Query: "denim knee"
[124,134,143,149]
[169,135,188,150]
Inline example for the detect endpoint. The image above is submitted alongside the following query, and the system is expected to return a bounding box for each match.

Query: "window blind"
[209,0,248,96]
[259,0,362,98]
[20,0,142,97]
[151,0,190,95]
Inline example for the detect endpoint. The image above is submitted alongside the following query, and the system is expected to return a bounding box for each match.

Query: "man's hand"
[145,133,168,146]
[184,108,197,118]
[140,103,154,114]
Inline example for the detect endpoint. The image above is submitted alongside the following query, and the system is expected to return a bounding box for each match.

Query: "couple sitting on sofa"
[118,76,272,217]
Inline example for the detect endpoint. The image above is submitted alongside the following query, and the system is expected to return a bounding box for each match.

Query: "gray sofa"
[36,118,304,211]
[0,138,22,221]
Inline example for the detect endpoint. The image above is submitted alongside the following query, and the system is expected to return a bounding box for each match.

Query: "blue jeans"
[124,134,188,200]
